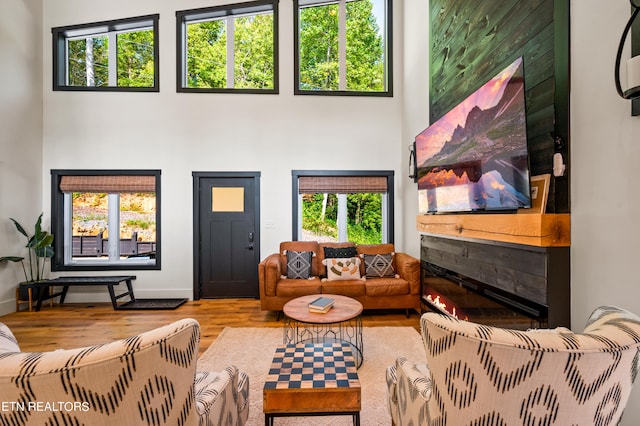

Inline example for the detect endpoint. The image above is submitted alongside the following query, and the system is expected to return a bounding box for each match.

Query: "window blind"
[59,175,156,193]
[298,176,387,194]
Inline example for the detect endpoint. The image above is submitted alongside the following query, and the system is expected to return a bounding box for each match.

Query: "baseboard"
[0,299,16,317]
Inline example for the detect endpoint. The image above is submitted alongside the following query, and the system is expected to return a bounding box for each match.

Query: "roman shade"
[298,176,387,194]
[59,175,156,193]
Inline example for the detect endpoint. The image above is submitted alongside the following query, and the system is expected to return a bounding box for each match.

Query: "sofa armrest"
[386,356,432,426]
[258,253,282,297]
[195,365,248,425]
[394,252,421,295]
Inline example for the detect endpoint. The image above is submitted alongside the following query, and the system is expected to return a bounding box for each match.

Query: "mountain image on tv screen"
[416,56,531,213]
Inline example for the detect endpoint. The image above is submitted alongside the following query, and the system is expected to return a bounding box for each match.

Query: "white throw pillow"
[322,257,361,281]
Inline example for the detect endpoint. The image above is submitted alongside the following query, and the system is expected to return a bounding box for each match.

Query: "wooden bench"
[32,276,136,311]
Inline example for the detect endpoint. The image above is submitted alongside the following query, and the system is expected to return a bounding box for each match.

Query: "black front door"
[194,172,260,298]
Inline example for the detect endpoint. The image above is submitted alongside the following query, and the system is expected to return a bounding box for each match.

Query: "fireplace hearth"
[420,234,570,328]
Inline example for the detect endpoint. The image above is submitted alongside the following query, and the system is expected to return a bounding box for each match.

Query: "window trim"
[291,170,394,242]
[293,0,393,97]
[52,14,160,92]
[51,169,161,271]
[176,0,280,94]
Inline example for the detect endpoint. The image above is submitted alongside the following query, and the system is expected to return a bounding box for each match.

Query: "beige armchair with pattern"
[0,318,249,425]
[386,306,640,426]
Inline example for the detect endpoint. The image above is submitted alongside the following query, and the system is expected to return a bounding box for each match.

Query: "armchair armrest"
[386,356,432,426]
[394,252,421,295]
[258,253,282,297]
[195,365,249,425]
[395,357,432,401]
[0,323,20,354]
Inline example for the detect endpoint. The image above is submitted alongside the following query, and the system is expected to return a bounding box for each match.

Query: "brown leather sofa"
[258,241,421,314]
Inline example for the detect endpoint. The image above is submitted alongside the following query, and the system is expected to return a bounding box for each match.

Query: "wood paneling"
[429,0,570,213]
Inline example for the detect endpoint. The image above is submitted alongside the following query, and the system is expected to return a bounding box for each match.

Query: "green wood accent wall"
[429,0,569,213]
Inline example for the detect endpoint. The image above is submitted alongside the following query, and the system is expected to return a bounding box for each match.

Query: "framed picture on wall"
[529,174,551,214]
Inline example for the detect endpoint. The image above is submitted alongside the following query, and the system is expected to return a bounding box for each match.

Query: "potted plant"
[0,213,54,299]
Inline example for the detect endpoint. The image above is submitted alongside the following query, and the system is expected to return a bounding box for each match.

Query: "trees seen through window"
[53,15,159,91]
[177,0,278,92]
[295,0,391,95]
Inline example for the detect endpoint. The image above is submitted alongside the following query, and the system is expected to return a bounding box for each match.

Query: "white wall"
[39,0,405,302]
[400,0,430,258]
[0,0,43,314]
[571,1,640,422]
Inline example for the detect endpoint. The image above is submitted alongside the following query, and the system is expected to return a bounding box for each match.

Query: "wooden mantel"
[416,213,570,247]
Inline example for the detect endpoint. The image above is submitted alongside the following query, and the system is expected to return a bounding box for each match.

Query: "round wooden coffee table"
[283,294,364,368]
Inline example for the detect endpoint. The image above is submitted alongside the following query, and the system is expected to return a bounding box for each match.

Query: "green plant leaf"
[3,213,54,282]
[34,213,43,239]
[9,218,28,239]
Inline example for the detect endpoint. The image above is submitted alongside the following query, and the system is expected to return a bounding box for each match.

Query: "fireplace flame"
[426,294,466,320]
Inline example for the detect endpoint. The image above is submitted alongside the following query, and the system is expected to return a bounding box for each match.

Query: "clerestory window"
[52,15,159,91]
[51,170,161,271]
[294,0,392,96]
[176,0,279,93]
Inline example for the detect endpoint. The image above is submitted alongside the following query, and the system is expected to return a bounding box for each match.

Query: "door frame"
[192,171,261,300]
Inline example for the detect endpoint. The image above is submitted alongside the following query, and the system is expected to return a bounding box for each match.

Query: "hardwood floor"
[0,299,422,357]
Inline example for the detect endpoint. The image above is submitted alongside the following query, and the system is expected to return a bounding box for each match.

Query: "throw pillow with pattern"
[322,257,361,280]
[363,253,396,278]
[286,251,314,279]
[323,246,357,259]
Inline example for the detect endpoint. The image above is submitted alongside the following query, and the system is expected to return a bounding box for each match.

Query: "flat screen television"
[416,56,531,214]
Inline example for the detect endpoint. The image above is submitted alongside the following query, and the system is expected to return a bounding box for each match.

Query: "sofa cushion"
[321,280,366,297]
[279,241,320,276]
[356,243,396,255]
[286,250,314,279]
[276,277,322,297]
[363,253,396,278]
[323,257,361,281]
[365,277,410,296]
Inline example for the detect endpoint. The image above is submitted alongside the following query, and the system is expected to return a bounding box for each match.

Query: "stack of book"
[308,296,335,313]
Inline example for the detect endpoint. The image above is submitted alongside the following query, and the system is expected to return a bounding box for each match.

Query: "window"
[51,170,161,271]
[292,171,394,244]
[52,15,159,91]
[294,0,392,96]
[176,0,279,93]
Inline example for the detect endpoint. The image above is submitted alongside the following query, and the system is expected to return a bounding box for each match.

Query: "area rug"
[197,326,425,425]
[115,298,187,310]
